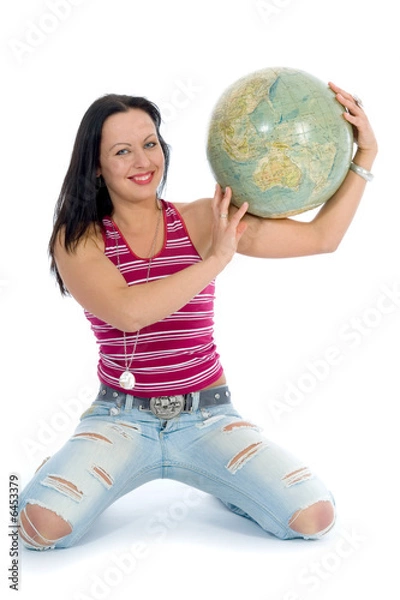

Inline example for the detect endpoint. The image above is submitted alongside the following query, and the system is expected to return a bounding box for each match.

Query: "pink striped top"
[84,200,223,396]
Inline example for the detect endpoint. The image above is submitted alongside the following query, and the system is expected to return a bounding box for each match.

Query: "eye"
[116,148,129,156]
[144,141,157,149]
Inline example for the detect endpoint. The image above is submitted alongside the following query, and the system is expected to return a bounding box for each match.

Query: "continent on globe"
[253,143,302,192]
[206,67,354,218]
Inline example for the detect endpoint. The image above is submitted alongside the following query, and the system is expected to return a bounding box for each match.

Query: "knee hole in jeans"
[289,500,335,536]
[19,504,72,550]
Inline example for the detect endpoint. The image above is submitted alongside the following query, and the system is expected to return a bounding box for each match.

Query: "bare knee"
[289,500,335,537]
[19,504,72,549]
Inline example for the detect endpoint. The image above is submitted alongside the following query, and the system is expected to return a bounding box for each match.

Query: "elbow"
[113,307,158,333]
[312,220,347,255]
[103,305,143,333]
[320,239,341,254]
[113,314,142,334]
[315,230,343,255]
[106,291,147,332]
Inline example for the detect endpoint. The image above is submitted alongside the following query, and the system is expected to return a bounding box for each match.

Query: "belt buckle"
[149,395,185,420]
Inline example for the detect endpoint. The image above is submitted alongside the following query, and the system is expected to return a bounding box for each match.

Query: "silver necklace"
[112,202,163,390]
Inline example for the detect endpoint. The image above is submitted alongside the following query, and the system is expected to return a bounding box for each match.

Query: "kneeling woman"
[18,84,377,549]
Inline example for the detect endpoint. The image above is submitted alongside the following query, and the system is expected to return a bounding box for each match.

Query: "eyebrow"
[109,142,131,151]
[109,133,157,152]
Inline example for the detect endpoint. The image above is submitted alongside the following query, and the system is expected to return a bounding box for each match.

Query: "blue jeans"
[19,385,335,549]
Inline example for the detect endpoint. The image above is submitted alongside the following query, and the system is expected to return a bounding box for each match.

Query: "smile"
[128,172,154,185]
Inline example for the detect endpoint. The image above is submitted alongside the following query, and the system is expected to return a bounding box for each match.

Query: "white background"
[1,0,399,599]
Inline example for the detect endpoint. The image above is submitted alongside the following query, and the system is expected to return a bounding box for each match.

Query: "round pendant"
[119,370,135,390]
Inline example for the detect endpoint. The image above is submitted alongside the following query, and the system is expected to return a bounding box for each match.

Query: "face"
[97,109,165,206]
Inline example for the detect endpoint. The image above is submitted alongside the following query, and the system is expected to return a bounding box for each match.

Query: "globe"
[206,67,354,218]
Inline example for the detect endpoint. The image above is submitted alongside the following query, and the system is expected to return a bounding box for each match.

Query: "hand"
[329,82,378,158]
[208,184,248,267]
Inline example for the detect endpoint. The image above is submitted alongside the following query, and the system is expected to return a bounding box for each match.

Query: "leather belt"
[97,384,231,420]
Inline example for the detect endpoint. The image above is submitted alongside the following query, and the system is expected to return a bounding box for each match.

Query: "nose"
[131,147,152,169]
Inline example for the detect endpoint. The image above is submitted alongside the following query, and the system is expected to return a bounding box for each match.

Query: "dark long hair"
[48,94,170,294]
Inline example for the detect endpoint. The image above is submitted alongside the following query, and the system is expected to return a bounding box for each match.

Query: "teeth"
[132,173,152,182]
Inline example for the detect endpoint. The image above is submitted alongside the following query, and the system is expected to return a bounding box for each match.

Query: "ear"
[96,168,101,177]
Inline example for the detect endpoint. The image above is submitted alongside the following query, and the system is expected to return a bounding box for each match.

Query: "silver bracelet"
[349,162,374,182]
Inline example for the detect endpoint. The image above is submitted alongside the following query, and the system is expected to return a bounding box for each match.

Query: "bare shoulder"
[54,223,105,265]
[173,197,212,219]
[52,222,131,326]
[172,197,213,257]
[53,222,110,301]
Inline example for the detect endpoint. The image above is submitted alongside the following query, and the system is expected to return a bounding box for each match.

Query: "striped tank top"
[84,200,223,396]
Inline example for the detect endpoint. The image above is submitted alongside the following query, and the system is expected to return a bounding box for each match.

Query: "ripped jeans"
[18,385,335,549]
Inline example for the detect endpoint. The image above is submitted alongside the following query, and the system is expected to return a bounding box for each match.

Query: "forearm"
[312,146,377,252]
[237,146,377,259]
[117,254,224,332]
[60,249,227,334]
[116,194,250,332]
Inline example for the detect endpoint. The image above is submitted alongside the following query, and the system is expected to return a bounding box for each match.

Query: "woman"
[18,83,377,550]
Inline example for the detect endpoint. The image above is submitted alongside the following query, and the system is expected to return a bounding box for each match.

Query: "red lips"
[128,172,155,185]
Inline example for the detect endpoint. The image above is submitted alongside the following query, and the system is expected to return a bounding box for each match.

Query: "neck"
[112,198,162,233]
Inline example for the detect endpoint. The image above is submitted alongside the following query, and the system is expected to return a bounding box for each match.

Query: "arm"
[237,83,378,259]
[54,192,248,333]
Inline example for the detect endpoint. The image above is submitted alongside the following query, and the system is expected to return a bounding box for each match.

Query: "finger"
[342,111,361,130]
[329,82,359,105]
[330,83,365,114]
[213,183,228,200]
[232,203,249,242]
[229,201,249,228]
[212,185,228,224]
[218,186,232,218]
[336,93,365,119]
[328,82,352,99]
[212,183,223,211]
